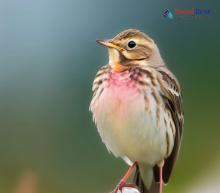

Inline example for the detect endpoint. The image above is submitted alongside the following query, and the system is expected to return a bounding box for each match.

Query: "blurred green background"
[0,0,219,193]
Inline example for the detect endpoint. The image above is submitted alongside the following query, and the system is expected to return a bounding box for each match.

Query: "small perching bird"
[90,29,184,193]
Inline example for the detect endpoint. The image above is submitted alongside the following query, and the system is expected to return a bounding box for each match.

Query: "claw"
[111,182,138,193]
[111,181,126,193]
[110,162,138,193]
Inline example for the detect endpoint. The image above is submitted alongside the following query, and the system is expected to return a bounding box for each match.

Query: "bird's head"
[97,29,163,72]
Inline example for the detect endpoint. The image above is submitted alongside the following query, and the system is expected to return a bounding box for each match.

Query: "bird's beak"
[96,39,123,52]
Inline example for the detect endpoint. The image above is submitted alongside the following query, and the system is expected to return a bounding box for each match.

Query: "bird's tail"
[133,164,159,193]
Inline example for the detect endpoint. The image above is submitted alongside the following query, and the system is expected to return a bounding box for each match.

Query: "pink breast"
[108,70,137,89]
[102,71,141,109]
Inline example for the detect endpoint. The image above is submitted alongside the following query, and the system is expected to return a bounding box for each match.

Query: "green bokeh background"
[0,0,219,193]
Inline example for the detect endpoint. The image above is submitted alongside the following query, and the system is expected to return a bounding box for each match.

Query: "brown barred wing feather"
[154,67,184,184]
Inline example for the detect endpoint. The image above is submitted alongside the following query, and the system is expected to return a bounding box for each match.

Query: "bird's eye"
[128,41,136,49]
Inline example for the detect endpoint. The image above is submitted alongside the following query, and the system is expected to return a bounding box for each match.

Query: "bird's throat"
[111,63,129,73]
[108,48,129,72]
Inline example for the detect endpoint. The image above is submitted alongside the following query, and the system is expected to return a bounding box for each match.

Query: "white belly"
[91,83,168,166]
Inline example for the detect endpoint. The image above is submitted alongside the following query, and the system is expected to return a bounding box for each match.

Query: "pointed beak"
[96,39,124,51]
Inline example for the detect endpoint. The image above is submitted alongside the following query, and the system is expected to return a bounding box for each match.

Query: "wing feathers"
[155,68,184,183]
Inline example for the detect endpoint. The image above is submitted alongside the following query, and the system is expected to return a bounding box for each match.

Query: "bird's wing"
[154,67,184,184]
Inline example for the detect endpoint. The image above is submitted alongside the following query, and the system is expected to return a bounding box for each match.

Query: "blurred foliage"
[0,0,219,193]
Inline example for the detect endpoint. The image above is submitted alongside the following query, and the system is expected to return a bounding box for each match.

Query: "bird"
[89,29,184,193]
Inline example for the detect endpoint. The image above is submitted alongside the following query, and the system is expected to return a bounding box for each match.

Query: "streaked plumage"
[90,29,184,193]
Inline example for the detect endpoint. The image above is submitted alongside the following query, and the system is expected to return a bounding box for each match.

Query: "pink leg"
[111,162,137,193]
[159,160,164,193]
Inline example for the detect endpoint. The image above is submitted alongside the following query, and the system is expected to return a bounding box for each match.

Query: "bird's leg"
[159,160,164,193]
[111,162,137,193]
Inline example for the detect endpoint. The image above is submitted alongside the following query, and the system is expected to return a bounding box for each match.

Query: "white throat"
[108,48,120,65]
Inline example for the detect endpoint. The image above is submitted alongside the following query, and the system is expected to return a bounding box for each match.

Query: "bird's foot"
[110,162,138,193]
[111,182,137,193]
[110,180,125,193]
